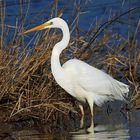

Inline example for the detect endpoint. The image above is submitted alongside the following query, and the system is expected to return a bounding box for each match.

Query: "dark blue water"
[1,0,140,40]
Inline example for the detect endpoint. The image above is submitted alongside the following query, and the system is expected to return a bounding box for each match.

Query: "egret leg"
[79,104,84,129]
[87,99,94,132]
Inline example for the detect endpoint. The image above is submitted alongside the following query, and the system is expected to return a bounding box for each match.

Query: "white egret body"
[24,18,129,132]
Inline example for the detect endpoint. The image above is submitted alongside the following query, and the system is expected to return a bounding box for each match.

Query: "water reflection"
[1,111,140,140]
[71,124,130,140]
[0,124,130,140]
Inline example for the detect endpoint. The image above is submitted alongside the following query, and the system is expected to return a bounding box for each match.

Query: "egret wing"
[63,59,129,103]
[77,62,116,95]
[76,60,129,100]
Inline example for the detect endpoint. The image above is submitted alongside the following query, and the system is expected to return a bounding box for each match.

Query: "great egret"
[24,17,129,132]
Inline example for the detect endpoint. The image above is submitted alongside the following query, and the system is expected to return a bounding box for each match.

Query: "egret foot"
[80,118,84,129]
[86,98,95,133]
[86,119,94,133]
[86,124,94,133]
[79,104,85,129]
[86,117,95,133]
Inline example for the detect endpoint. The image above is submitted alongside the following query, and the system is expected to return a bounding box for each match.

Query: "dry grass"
[0,1,140,128]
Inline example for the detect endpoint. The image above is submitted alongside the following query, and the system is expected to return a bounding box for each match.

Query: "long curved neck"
[52,25,70,57]
[51,22,70,88]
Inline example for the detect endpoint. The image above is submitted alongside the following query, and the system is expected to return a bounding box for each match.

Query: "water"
[2,0,140,39]
[0,110,140,140]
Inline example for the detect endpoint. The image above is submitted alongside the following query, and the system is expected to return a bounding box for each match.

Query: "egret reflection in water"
[71,124,130,140]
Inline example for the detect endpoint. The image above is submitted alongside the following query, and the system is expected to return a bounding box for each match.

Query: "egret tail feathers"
[114,80,129,102]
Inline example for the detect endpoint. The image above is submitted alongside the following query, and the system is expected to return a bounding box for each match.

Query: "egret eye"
[49,22,53,25]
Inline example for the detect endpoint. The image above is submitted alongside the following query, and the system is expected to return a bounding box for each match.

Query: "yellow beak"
[24,22,49,34]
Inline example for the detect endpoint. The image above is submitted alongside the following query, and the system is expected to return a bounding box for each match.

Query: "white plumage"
[63,59,129,106]
[24,17,129,132]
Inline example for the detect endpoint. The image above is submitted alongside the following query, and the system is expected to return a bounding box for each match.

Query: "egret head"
[24,17,66,34]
